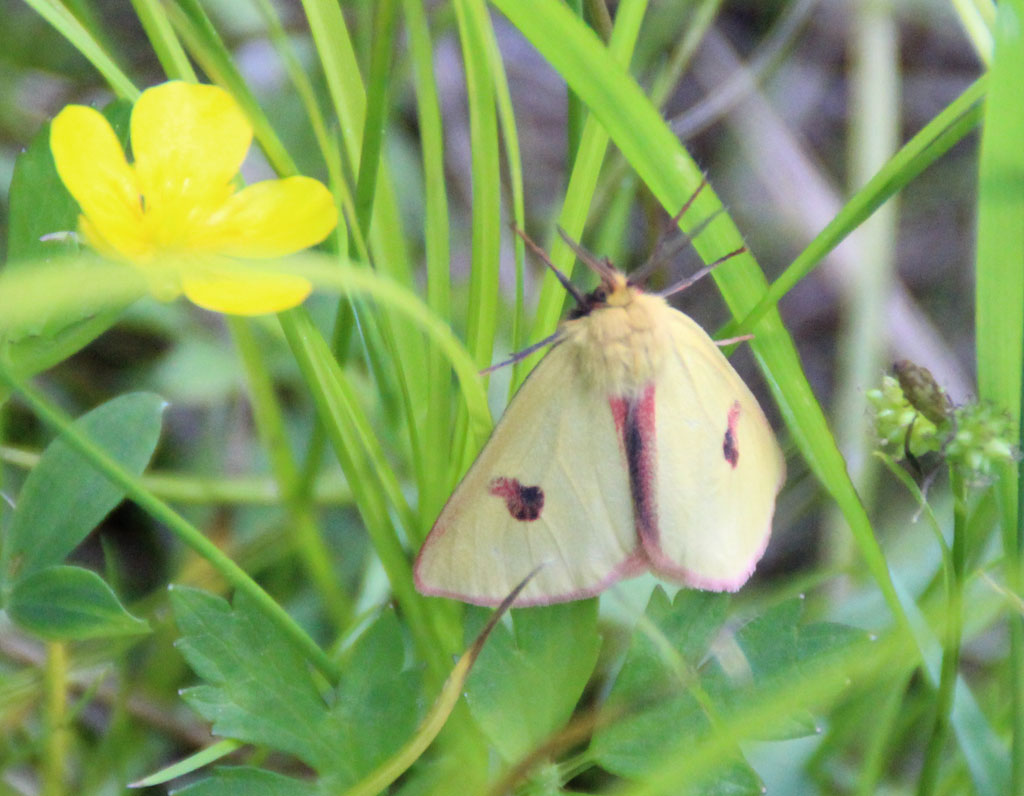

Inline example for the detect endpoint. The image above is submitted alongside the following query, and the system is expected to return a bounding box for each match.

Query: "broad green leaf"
[687,758,764,796]
[464,600,601,763]
[591,588,730,776]
[4,99,132,339]
[5,120,78,268]
[1,392,165,587]
[594,592,867,777]
[6,565,148,640]
[170,766,317,796]
[172,587,420,786]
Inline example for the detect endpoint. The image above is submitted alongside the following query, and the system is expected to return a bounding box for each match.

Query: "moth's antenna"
[657,246,747,298]
[630,183,734,287]
[513,226,587,308]
[631,206,728,287]
[555,227,619,283]
[481,331,562,375]
[630,176,708,286]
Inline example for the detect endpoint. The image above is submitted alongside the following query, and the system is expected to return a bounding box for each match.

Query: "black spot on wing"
[723,401,741,469]
[723,429,738,468]
[489,477,545,521]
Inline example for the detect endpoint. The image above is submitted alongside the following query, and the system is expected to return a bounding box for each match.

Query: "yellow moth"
[415,214,785,607]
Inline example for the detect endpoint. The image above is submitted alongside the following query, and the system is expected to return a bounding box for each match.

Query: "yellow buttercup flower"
[50,81,337,315]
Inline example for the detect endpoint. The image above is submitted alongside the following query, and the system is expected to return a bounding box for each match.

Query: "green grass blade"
[22,0,137,99]
[514,0,648,392]
[453,0,501,371]
[166,0,300,176]
[489,0,912,641]
[975,1,1024,790]
[402,0,455,526]
[353,0,399,241]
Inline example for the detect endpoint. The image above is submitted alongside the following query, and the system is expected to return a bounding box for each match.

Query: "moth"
[415,201,786,606]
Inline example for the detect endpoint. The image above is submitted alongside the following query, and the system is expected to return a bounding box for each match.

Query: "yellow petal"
[131,82,252,210]
[50,105,150,259]
[182,267,312,315]
[195,177,338,257]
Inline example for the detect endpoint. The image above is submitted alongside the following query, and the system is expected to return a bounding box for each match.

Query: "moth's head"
[568,268,635,319]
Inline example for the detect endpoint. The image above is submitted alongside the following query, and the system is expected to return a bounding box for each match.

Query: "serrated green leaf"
[464,600,600,763]
[1,392,165,587]
[172,587,420,786]
[591,588,729,777]
[6,564,148,640]
[170,766,317,796]
[717,599,869,741]
[722,598,814,740]
[172,586,339,771]
[328,610,422,785]
[733,598,804,683]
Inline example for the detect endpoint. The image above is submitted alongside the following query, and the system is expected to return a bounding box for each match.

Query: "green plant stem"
[855,669,913,796]
[43,642,68,796]
[917,468,968,796]
[827,0,899,574]
[0,445,350,504]
[227,317,352,632]
[0,362,342,684]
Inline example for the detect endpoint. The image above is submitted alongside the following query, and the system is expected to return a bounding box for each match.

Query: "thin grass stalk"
[826,0,900,580]
[168,0,300,176]
[250,0,337,185]
[278,309,453,678]
[43,642,68,796]
[1015,303,1024,796]
[227,317,353,632]
[854,670,914,796]
[21,0,138,100]
[402,0,455,528]
[470,0,528,358]
[731,77,985,338]
[129,0,195,80]
[353,0,399,243]
[917,469,968,795]
[514,0,649,392]
[453,0,501,371]
[566,0,585,169]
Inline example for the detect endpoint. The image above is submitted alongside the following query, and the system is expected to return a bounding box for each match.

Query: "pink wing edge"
[640,518,774,593]
[413,531,650,607]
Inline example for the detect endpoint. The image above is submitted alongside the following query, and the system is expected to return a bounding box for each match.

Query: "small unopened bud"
[892,360,952,426]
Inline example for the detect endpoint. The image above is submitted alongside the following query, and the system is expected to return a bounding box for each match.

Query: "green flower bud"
[867,375,942,461]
